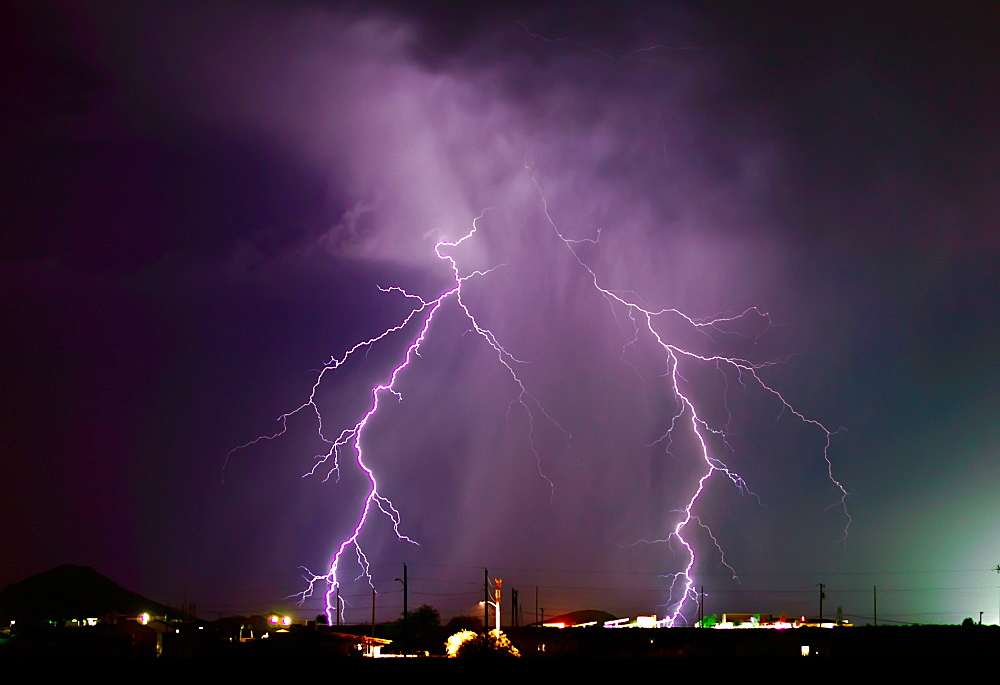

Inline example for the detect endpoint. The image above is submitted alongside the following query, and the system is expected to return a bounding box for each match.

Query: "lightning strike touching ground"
[233,163,850,626]
[528,166,850,624]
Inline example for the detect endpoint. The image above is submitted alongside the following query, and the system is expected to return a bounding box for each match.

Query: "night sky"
[2,0,997,626]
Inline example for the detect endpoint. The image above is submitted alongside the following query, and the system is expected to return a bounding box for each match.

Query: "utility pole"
[336,587,341,627]
[818,583,826,623]
[484,568,489,633]
[994,565,1000,624]
[873,585,877,626]
[395,564,408,654]
[512,588,519,628]
[699,586,704,627]
[371,588,376,639]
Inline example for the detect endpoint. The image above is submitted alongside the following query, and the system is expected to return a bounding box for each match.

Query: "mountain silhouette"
[0,564,168,621]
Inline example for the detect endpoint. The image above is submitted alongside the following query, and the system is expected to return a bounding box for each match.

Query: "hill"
[0,564,167,621]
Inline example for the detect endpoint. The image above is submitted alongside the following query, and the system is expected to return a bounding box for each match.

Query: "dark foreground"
[2,624,996,658]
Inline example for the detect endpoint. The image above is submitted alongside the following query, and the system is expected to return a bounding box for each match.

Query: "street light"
[480,599,501,634]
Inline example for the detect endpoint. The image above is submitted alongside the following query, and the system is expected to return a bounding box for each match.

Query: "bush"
[446,629,520,658]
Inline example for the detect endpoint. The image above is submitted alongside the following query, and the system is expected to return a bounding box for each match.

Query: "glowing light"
[446,629,520,658]
[445,630,477,657]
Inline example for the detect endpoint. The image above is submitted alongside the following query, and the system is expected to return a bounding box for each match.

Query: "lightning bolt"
[525,165,849,625]
[232,207,578,624]
[232,164,849,626]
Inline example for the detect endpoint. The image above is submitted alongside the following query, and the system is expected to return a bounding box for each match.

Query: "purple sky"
[2,0,997,625]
